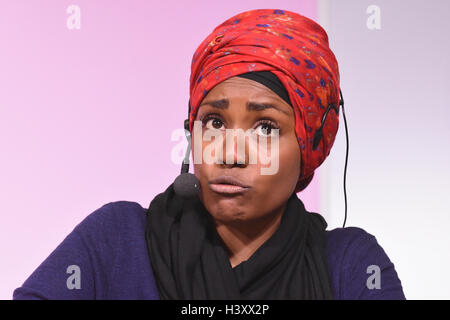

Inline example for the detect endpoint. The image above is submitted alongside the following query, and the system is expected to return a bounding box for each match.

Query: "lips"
[209,175,251,195]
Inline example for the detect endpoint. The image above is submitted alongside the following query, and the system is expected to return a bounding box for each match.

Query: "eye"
[255,120,279,137]
[202,115,225,130]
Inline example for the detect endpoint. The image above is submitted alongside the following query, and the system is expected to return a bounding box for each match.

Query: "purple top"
[13,201,406,300]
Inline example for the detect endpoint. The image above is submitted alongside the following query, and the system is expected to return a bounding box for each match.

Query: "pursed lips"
[209,175,251,195]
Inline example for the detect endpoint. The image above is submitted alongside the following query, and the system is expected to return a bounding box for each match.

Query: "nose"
[220,129,250,168]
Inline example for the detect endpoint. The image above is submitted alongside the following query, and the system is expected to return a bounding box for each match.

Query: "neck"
[214,202,286,268]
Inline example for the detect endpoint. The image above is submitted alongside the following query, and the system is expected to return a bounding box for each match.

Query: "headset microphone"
[173,119,201,198]
[312,89,349,228]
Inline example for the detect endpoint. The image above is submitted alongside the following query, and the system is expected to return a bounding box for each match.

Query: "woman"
[13,9,405,300]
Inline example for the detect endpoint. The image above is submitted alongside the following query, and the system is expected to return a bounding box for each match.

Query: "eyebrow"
[199,98,290,116]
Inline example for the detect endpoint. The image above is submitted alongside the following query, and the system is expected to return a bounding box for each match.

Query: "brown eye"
[258,123,272,136]
[205,117,225,130]
[256,122,277,137]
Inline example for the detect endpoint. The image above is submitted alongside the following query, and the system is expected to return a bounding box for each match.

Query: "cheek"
[193,162,209,186]
[257,134,301,192]
[192,132,212,178]
[279,140,301,183]
[193,162,210,207]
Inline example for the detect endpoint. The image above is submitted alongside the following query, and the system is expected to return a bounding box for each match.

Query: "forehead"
[198,76,294,117]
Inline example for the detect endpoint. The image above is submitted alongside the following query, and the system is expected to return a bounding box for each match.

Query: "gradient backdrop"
[1,0,449,299]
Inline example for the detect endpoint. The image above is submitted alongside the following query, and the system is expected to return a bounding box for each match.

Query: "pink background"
[5,0,448,300]
[0,1,319,299]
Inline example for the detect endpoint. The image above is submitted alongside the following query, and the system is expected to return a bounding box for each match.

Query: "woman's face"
[193,76,301,225]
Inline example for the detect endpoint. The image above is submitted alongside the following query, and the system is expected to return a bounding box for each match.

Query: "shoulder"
[79,200,147,225]
[74,200,147,238]
[326,226,376,255]
[13,200,150,300]
[325,226,406,300]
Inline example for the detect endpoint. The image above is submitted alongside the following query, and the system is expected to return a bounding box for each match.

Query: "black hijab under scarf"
[145,71,334,300]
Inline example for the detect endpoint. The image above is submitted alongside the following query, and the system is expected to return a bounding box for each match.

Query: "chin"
[204,196,249,223]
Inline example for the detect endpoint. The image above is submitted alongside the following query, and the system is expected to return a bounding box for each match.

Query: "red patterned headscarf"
[189,9,340,192]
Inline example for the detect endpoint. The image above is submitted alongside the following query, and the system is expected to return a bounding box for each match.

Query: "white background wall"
[318,0,450,299]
